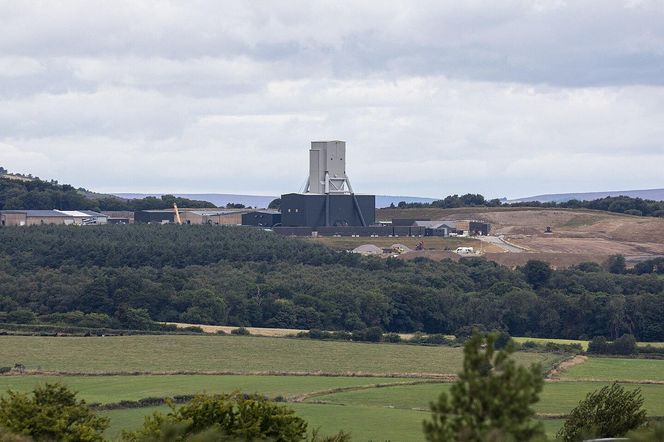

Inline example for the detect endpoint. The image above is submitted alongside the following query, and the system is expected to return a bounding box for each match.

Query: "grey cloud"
[2,1,664,86]
[1,1,663,198]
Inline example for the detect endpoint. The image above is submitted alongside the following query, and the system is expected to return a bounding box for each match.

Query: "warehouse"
[0,210,75,226]
[134,209,249,225]
[242,210,282,227]
[134,210,175,224]
[469,221,491,236]
[58,210,108,225]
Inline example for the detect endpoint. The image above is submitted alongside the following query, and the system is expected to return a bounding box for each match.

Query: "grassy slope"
[0,335,562,375]
[560,357,664,382]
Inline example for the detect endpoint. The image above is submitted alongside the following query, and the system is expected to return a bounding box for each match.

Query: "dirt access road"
[377,207,664,267]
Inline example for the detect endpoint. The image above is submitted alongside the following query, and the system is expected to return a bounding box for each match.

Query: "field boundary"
[0,370,459,379]
[290,379,448,403]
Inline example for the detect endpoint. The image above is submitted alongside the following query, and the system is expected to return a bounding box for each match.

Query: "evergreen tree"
[423,331,544,441]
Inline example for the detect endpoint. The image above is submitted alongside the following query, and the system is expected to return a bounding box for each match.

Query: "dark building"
[469,221,491,236]
[134,210,175,224]
[241,210,282,227]
[280,193,375,228]
[273,225,424,237]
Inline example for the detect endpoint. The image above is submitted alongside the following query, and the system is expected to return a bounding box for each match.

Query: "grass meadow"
[0,375,412,404]
[2,335,663,441]
[309,381,664,416]
[560,357,664,382]
[0,335,563,375]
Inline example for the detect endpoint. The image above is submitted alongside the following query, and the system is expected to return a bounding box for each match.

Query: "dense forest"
[396,193,664,217]
[0,172,214,211]
[0,225,662,340]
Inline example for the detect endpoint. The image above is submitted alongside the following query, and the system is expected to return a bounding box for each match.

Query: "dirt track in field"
[547,355,588,380]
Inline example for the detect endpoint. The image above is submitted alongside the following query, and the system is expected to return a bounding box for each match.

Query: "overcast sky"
[1,1,663,199]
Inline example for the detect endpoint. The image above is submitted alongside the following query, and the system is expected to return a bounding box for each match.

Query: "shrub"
[0,383,109,442]
[122,392,308,442]
[0,367,10,375]
[384,333,402,343]
[181,326,204,333]
[230,327,250,336]
[588,334,637,355]
[6,309,35,324]
[557,382,647,441]
[606,254,626,274]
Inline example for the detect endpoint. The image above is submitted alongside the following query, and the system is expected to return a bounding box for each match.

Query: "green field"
[0,335,563,375]
[102,406,564,441]
[0,375,411,404]
[512,337,664,351]
[512,337,590,350]
[308,382,664,416]
[561,357,664,382]
[3,336,663,441]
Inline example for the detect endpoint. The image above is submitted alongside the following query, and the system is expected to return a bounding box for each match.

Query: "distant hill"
[510,188,664,203]
[114,193,437,209]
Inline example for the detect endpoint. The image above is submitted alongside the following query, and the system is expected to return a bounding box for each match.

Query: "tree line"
[0,174,215,212]
[0,225,663,341]
[395,193,664,217]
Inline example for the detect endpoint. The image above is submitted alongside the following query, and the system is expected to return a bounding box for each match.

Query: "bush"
[606,254,626,274]
[351,326,383,342]
[180,326,204,333]
[0,367,11,375]
[6,309,35,324]
[588,334,637,355]
[384,333,402,343]
[122,392,308,442]
[230,327,250,336]
[624,209,643,216]
[557,382,647,441]
[0,383,109,442]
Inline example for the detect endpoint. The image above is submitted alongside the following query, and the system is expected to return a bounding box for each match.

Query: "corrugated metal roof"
[191,210,246,216]
[413,220,456,229]
[0,210,70,217]
[57,210,90,217]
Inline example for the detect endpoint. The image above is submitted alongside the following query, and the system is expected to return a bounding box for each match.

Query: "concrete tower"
[306,141,354,194]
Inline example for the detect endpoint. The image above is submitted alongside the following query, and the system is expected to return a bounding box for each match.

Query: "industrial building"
[280,141,375,228]
[134,209,250,225]
[0,210,107,226]
[469,221,491,236]
[241,210,281,227]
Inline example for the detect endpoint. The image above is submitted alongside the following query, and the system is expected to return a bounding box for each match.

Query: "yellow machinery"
[173,203,183,225]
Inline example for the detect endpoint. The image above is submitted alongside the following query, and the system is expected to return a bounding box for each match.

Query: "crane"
[173,203,183,225]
